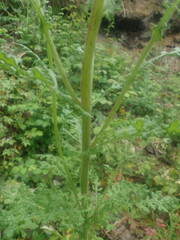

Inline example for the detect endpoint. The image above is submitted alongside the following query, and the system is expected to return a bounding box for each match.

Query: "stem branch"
[30,0,80,106]
[91,0,180,147]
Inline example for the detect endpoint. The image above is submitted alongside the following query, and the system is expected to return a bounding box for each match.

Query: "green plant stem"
[47,37,81,209]
[80,0,105,239]
[91,0,180,148]
[52,92,81,208]
[30,0,80,106]
[80,0,105,196]
[47,42,54,71]
[52,93,63,158]
[91,39,154,147]
[44,29,81,105]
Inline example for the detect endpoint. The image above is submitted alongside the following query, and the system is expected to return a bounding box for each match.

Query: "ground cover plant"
[0,0,180,239]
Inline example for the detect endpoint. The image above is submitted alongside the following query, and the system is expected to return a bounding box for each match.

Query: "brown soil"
[99,214,149,240]
[121,0,163,18]
[100,0,180,50]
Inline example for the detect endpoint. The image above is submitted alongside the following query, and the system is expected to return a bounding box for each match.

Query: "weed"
[0,0,180,239]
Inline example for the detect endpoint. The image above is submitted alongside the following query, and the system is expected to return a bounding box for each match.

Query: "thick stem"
[80,0,105,196]
[80,0,105,239]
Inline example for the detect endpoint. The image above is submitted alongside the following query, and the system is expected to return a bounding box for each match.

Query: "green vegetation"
[0,0,180,239]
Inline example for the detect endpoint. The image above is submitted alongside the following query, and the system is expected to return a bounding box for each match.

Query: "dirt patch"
[100,0,180,50]
[121,0,162,18]
[99,214,153,240]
